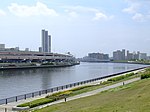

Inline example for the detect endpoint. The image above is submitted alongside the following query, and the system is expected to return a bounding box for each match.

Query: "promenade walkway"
[0,77,140,112]
[31,77,140,111]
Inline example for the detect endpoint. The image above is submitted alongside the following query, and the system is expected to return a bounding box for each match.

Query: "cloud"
[123,3,140,14]
[8,2,58,17]
[123,0,150,22]
[93,12,114,21]
[65,10,78,18]
[64,6,98,13]
[64,6,113,21]
[132,13,144,22]
[93,12,108,20]
[0,9,6,16]
[68,11,78,18]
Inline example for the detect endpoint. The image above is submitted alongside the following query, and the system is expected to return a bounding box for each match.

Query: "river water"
[0,62,147,99]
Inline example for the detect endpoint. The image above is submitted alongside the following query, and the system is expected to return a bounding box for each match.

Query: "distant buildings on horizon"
[0,43,29,52]
[81,53,110,62]
[0,43,150,61]
[0,29,150,61]
[80,49,149,62]
[0,29,52,53]
[113,49,148,61]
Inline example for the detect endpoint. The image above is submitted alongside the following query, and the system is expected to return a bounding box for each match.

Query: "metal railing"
[0,67,146,105]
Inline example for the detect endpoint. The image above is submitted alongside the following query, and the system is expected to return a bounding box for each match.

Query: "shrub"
[108,72,135,82]
[141,68,150,79]
[71,86,92,91]
[17,98,54,108]
[108,75,125,82]
[126,73,135,77]
[46,90,72,100]
[141,73,150,79]
[100,81,111,85]
[145,68,150,72]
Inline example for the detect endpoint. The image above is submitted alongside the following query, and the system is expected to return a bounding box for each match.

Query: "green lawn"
[33,78,150,112]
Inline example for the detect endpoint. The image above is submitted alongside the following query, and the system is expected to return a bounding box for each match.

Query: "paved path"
[0,77,141,112]
[31,77,141,111]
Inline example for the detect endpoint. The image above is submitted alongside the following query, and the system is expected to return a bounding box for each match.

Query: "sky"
[0,0,150,58]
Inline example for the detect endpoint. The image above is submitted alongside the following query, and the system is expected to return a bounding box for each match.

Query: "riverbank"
[0,62,80,70]
[110,60,150,65]
[34,78,150,112]
[0,66,146,105]
[0,67,147,111]
[22,68,150,112]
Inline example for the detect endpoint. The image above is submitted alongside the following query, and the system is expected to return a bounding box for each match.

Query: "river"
[0,62,147,99]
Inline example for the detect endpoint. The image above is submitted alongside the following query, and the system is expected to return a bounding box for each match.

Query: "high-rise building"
[113,49,126,61]
[41,29,51,53]
[48,35,51,53]
[139,53,147,60]
[88,53,109,60]
[0,44,5,50]
[25,48,29,52]
[39,47,42,53]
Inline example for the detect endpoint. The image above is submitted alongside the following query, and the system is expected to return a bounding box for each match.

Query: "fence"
[0,67,147,105]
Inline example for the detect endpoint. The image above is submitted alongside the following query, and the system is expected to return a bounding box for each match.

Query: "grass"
[33,78,150,112]
[17,72,139,108]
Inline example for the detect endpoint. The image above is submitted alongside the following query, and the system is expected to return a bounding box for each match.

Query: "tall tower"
[122,49,125,60]
[48,35,51,53]
[42,29,51,53]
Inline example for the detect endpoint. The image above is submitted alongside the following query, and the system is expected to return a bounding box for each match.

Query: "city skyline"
[0,0,150,57]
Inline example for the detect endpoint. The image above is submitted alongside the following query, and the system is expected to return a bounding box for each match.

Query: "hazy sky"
[0,0,150,57]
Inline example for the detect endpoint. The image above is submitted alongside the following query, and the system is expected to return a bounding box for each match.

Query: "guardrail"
[0,67,147,105]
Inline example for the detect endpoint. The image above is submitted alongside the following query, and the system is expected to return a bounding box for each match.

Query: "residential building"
[42,29,51,53]
[113,49,126,61]
[139,53,147,60]
[81,52,110,62]
[25,48,29,52]
[0,44,5,50]
[88,53,109,60]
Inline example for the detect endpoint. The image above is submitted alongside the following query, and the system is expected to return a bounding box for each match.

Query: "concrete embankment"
[110,61,150,65]
[0,62,80,71]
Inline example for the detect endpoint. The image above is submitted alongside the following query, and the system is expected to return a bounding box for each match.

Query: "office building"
[81,52,110,62]
[15,47,19,51]
[0,44,5,50]
[127,50,133,60]
[88,53,109,60]
[39,47,42,52]
[113,49,126,61]
[49,35,52,53]
[42,29,51,53]
[139,53,147,60]
[25,48,29,52]
[126,51,147,60]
